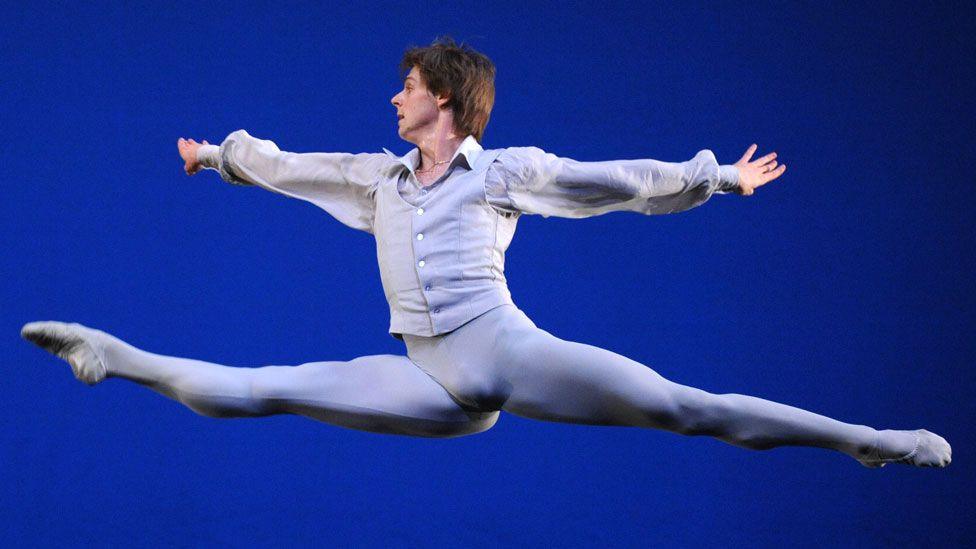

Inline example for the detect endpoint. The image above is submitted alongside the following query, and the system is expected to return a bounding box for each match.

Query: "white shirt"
[198,130,739,339]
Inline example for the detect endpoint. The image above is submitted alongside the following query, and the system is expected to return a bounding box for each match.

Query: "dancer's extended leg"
[497,327,950,467]
[22,321,498,438]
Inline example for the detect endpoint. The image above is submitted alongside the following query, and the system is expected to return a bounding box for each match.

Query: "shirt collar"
[382,135,482,173]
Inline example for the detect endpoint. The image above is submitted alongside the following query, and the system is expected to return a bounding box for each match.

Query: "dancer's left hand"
[177,137,209,176]
[732,144,786,196]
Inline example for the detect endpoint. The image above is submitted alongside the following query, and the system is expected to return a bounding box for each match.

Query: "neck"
[414,118,465,171]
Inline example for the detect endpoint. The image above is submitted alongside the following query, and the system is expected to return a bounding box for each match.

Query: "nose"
[391,92,401,107]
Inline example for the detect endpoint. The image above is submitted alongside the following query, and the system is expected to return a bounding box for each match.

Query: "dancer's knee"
[665,385,730,437]
[172,367,273,418]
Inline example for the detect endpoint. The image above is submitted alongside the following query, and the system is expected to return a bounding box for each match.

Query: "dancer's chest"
[416,166,448,187]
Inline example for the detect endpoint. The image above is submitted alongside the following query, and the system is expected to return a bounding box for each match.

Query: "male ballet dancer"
[23,37,950,468]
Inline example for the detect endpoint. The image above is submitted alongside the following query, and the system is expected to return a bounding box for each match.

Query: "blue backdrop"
[2,1,973,546]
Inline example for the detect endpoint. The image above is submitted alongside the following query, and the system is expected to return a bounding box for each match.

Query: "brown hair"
[399,36,496,142]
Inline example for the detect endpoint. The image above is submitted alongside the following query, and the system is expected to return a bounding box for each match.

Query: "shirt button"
[417,208,424,215]
[420,188,428,195]
[418,260,426,268]
[416,233,424,240]
[434,307,441,314]
[424,285,431,291]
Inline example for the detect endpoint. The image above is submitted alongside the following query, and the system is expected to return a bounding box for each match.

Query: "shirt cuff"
[716,164,740,194]
[197,144,221,169]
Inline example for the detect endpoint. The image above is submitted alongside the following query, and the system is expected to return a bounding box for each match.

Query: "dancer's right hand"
[177,137,209,176]
[732,144,786,196]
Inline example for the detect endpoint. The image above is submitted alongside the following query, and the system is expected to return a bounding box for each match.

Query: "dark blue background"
[3,1,973,546]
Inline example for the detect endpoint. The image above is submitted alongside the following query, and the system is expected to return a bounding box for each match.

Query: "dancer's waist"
[386,283,514,339]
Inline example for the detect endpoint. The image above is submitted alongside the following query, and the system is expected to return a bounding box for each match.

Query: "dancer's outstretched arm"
[177,130,388,234]
[488,143,784,218]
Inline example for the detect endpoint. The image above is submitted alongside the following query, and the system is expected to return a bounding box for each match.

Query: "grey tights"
[95,304,883,461]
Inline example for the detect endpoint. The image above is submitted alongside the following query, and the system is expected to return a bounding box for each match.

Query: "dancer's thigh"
[500,327,698,429]
[250,353,499,438]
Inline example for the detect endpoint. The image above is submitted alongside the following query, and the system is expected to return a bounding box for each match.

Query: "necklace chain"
[415,159,450,174]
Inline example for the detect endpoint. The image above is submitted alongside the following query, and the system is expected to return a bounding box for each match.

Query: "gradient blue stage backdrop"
[2,1,973,546]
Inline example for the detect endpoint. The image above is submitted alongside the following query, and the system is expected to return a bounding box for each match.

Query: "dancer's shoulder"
[490,145,549,165]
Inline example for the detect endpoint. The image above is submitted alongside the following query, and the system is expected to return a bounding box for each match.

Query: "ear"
[436,90,452,109]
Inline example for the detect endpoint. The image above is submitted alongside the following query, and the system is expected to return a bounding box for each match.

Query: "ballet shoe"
[857,429,952,468]
[21,321,108,386]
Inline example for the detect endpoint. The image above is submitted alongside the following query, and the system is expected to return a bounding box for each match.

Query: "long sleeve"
[485,146,740,218]
[198,129,390,234]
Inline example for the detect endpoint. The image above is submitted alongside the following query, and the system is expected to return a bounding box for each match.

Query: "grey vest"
[373,148,518,339]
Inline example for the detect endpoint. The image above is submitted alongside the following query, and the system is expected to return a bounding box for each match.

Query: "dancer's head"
[391,36,495,144]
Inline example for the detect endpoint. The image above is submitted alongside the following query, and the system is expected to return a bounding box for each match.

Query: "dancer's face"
[390,66,447,144]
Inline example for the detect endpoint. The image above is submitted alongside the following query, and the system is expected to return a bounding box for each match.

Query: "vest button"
[416,233,424,240]
[433,307,441,314]
[418,260,426,268]
[424,285,431,291]
[417,208,424,215]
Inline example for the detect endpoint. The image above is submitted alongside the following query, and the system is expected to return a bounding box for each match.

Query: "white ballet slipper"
[857,429,952,468]
[22,321,108,386]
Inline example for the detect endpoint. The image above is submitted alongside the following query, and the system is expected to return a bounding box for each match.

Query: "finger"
[202,140,209,145]
[751,151,777,166]
[761,164,787,183]
[738,144,758,163]
[763,160,778,172]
